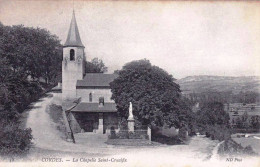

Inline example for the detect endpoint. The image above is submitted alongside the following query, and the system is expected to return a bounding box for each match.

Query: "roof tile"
[76,73,118,88]
[71,102,117,112]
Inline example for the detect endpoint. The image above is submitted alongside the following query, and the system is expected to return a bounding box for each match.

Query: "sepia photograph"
[0,0,259,167]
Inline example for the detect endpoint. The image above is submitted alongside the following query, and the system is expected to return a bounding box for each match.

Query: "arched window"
[70,49,75,61]
[99,97,104,106]
[89,93,92,102]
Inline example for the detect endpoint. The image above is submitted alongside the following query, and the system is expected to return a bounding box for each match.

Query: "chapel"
[62,11,119,134]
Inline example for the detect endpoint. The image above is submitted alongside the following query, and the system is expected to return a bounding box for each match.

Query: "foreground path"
[26,94,70,149]
[26,93,240,166]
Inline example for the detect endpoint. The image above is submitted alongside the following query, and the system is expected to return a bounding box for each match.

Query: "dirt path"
[26,94,70,149]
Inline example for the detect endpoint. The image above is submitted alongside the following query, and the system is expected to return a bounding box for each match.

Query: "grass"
[48,104,63,123]
[47,104,67,140]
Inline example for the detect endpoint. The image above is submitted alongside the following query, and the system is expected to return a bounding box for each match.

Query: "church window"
[70,49,75,61]
[99,97,104,106]
[89,93,92,102]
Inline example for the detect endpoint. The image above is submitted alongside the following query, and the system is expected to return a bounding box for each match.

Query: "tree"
[194,101,231,141]
[0,24,62,84]
[241,112,249,129]
[0,57,42,113]
[110,59,189,128]
[85,57,108,73]
[250,116,260,129]
[0,57,34,157]
[0,22,63,156]
[235,117,243,129]
[113,69,120,74]
[196,101,230,127]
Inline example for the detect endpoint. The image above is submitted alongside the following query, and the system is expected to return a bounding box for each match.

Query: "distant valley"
[176,76,260,94]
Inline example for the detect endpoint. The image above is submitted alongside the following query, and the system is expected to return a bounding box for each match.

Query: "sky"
[0,0,259,79]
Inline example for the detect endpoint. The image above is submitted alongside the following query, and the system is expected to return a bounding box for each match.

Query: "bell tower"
[62,11,85,100]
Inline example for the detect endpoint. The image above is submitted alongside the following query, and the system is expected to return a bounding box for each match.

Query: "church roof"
[64,11,84,48]
[76,73,118,88]
[71,102,117,112]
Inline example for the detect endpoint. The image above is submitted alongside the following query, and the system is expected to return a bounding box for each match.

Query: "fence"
[108,128,150,140]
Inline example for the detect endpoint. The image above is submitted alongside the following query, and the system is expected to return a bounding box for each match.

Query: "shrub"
[0,111,33,158]
[109,127,117,139]
[218,139,257,156]
[152,133,183,145]
[135,130,149,139]
[0,122,32,157]
[243,145,256,155]
[117,118,129,139]
[178,127,188,140]
[200,125,231,141]
[187,123,197,137]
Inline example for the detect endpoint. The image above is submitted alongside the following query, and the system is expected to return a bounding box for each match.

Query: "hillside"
[176,76,260,94]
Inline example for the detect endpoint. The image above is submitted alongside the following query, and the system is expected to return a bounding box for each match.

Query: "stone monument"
[128,102,135,132]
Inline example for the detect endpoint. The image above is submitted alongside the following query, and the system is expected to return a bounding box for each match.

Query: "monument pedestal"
[128,118,135,132]
[127,102,135,132]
